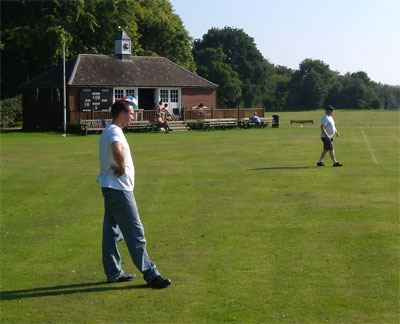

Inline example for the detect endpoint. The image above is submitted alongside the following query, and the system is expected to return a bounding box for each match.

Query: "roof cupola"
[115,30,131,61]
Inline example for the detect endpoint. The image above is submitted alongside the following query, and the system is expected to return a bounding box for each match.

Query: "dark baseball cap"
[325,105,336,111]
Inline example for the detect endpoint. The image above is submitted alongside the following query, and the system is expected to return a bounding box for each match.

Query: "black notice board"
[79,87,113,111]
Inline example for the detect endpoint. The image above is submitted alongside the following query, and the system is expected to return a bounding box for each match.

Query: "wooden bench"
[203,118,238,130]
[80,119,111,135]
[290,119,314,125]
[127,121,153,132]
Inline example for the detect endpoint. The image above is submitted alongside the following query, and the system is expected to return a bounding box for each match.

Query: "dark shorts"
[321,137,334,150]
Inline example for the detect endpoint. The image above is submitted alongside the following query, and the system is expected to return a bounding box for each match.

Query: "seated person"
[156,101,163,114]
[163,103,177,120]
[192,103,208,119]
[250,112,266,128]
[156,113,171,133]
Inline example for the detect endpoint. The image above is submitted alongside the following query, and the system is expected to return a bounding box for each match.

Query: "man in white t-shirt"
[317,105,343,167]
[98,99,171,288]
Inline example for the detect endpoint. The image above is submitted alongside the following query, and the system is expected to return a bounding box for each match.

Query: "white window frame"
[113,87,138,102]
[160,89,169,103]
[125,89,135,97]
[158,88,180,106]
[170,89,179,103]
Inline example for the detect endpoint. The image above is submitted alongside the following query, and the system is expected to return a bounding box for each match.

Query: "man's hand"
[111,164,125,177]
[111,141,125,177]
[320,125,330,140]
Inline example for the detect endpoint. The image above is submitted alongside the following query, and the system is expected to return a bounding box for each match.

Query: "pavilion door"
[159,88,180,116]
[138,88,155,110]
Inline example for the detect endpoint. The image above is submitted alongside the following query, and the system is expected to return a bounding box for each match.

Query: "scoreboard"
[79,88,113,112]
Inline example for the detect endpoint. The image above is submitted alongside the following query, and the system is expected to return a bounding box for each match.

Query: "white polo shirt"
[320,114,336,138]
[98,124,135,191]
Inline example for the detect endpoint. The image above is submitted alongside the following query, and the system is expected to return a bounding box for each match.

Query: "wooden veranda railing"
[182,107,265,120]
[75,108,265,122]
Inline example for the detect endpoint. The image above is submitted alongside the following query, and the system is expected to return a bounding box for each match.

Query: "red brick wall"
[181,88,217,109]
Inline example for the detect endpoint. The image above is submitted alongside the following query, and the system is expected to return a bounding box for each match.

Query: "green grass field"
[1,110,399,323]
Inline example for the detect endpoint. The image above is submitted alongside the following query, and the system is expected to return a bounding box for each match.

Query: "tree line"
[1,0,399,111]
[193,27,399,110]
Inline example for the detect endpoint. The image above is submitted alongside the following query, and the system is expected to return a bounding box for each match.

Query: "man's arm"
[320,125,331,141]
[111,141,125,177]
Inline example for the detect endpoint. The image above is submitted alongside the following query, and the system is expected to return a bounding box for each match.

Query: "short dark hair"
[111,100,132,118]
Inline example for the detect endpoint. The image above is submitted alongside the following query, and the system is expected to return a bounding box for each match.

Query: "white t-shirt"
[98,124,135,191]
[320,114,336,138]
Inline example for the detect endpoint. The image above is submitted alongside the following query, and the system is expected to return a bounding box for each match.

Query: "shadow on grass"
[1,281,151,300]
[248,166,315,170]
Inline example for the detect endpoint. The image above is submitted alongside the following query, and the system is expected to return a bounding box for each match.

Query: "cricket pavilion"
[20,30,219,130]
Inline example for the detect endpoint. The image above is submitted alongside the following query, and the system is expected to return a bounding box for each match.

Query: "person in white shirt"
[163,103,177,120]
[317,105,343,167]
[98,99,171,288]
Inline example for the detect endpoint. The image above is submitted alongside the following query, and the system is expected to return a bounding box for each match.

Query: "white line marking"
[361,128,378,164]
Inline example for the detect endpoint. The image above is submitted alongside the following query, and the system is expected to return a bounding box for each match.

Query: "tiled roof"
[21,54,218,89]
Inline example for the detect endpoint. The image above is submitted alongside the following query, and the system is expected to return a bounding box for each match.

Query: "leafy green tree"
[0,0,195,99]
[263,65,293,110]
[332,72,382,109]
[290,58,337,109]
[379,85,400,109]
[193,27,273,107]
[325,76,344,108]
[0,95,22,127]
[350,71,371,85]
[193,47,242,108]
[341,77,369,108]
[134,0,196,71]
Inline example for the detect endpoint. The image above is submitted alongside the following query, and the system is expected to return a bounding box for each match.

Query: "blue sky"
[170,0,400,85]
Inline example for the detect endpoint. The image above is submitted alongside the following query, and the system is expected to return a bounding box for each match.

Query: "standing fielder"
[317,105,343,167]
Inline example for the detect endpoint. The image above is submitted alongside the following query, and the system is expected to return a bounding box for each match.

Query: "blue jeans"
[101,188,159,282]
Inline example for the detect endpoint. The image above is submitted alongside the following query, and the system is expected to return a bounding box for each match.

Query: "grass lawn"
[1,110,399,323]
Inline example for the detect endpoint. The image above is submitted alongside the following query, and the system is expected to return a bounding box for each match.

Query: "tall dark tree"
[0,0,195,99]
[193,47,242,108]
[134,0,196,71]
[193,27,273,107]
[334,72,382,109]
[263,65,293,110]
[290,59,337,109]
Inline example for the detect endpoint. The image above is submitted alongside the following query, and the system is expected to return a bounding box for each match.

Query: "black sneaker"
[333,162,343,167]
[317,162,325,166]
[107,273,136,283]
[148,275,171,289]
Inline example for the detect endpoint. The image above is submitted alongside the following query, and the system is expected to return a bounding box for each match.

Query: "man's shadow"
[1,281,150,301]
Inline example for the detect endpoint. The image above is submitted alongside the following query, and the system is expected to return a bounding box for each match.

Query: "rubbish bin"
[272,115,280,128]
